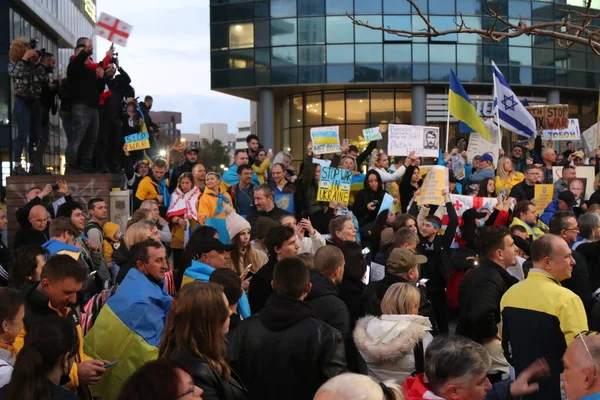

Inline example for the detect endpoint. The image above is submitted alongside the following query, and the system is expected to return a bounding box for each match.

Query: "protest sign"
[552,166,595,201]
[541,119,580,141]
[525,105,569,130]
[377,193,395,216]
[467,133,500,168]
[317,167,352,203]
[311,126,340,154]
[388,124,439,158]
[362,127,383,142]
[582,122,599,154]
[534,184,553,215]
[124,132,150,152]
[312,158,331,168]
[418,166,448,206]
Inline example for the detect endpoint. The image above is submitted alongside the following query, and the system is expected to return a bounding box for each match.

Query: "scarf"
[166,187,200,222]
[156,178,170,206]
[209,190,231,216]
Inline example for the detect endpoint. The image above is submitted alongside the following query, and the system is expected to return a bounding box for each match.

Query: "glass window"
[346,91,370,123]
[326,16,354,43]
[456,0,481,15]
[484,45,509,65]
[508,19,531,46]
[434,1,456,14]
[355,0,382,14]
[510,66,532,85]
[299,45,325,64]
[271,0,297,18]
[458,17,482,44]
[228,49,254,68]
[271,19,297,46]
[413,63,429,81]
[385,64,412,82]
[305,94,323,125]
[298,0,325,15]
[430,65,451,82]
[430,44,456,63]
[383,0,410,14]
[509,1,531,18]
[229,23,254,49]
[326,0,352,15]
[272,47,298,66]
[211,24,228,50]
[255,2,269,18]
[292,96,304,127]
[457,45,479,64]
[255,20,270,47]
[457,65,481,83]
[396,91,412,124]
[324,92,345,124]
[383,16,411,42]
[290,127,303,161]
[327,65,355,83]
[412,0,428,13]
[256,66,271,86]
[327,44,354,63]
[413,44,428,62]
[355,15,382,43]
[298,17,325,44]
[509,47,532,66]
[229,69,255,87]
[429,17,458,42]
[412,15,428,43]
[532,2,553,21]
[384,44,411,62]
[371,91,394,123]
[255,48,270,66]
[356,44,382,62]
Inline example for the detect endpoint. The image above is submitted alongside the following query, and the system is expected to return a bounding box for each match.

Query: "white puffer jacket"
[353,314,433,386]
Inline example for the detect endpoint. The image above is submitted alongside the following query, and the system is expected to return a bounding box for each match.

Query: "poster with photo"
[387,124,439,158]
[551,166,595,201]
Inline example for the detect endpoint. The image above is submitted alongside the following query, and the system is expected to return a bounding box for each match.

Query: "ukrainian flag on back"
[448,69,492,141]
[84,268,172,400]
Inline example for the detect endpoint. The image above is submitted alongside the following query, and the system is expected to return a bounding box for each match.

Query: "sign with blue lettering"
[124,132,150,151]
[317,167,352,203]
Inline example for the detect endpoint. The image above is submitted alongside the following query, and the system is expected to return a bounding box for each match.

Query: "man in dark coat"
[509,165,541,202]
[229,256,347,400]
[246,185,291,240]
[169,146,198,193]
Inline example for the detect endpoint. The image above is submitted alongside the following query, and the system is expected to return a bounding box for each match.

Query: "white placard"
[541,118,580,141]
[310,126,341,155]
[362,127,383,142]
[312,158,331,168]
[387,124,439,158]
[467,133,500,168]
[370,262,386,282]
[582,122,599,154]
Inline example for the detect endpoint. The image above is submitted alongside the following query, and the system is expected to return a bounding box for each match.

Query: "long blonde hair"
[9,37,30,63]
[381,282,420,315]
[496,157,513,182]
[124,220,155,248]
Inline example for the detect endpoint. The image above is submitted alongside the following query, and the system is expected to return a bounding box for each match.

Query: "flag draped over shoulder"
[448,69,492,141]
[84,268,172,400]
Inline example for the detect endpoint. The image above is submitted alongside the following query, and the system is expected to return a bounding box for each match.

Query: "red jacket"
[403,374,444,399]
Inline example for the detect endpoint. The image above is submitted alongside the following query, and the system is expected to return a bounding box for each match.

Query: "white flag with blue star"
[492,62,536,138]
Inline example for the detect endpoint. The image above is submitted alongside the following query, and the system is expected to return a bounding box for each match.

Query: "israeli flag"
[492,62,536,138]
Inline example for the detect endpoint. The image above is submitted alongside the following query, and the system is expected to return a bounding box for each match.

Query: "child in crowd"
[103,221,123,284]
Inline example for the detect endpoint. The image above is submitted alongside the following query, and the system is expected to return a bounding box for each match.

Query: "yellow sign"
[124,132,151,152]
[534,184,553,215]
[418,166,448,206]
[526,105,569,130]
[317,167,352,203]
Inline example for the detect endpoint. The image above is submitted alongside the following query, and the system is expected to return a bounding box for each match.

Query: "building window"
[326,16,354,43]
[229,23,254,49]
[299,45,325,64]
[327,44,354,63]
[298,17,325,44]
[271,0,297,18]
[271,19,297,46]
[326,0,352,15]
[298,0,325,16]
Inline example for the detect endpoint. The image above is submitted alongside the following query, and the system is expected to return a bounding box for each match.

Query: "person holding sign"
[539,191,577,227]
[399,152,420,213]
[370,151,407,183]
[354,171,385,243]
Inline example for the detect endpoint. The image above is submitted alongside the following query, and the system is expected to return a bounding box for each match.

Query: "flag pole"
[493,78,501,148]
[446,108,450,153]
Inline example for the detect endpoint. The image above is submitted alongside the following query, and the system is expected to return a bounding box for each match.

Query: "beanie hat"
[256,217,279,240]
[103,222,121,241]
[223,205,251,239]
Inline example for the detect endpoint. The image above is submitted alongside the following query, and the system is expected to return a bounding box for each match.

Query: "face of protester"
[276,235,300,259]
[336,220,357,242]
[236,168,251,186]
[174,368,204,399]
[105,64,115,78]
[503,158,513,173]
[0,210,7,231]
[570,180,585,201]
[127,104,137,119]
[405,218,418,235]
[41,277,82,312]
[70,208,86,231]
[562,216,580,245]
[271,165,285,185]
[441,371,492,400]
[138,246,168,282]
[411,168,421,184]
[341,157,355,171]
[421,220,439,239]
[137,163,149,177]
[238,229,251,247]
[314,165,321,182]
[487,180,495,195]
[378,154,389,168]
[248,138,259,152]
[524,168,541,185]
[235,152,249,166]
[202,250,229,269]
[563,168,576,181]
[147,203,160,221]
[280,216,297,231]
[512,147,523,159]
[153,166,167,181]
[283,155,292,169]
[367,174,379,191]
[386,211,396,226]
[150,226,161,242]
[568,142,574,150]
[544,238,575,281]
[497,235,518,268]
[192,164,207,182]
[544,150,557,163]
[90,201,108,221]
[1,304,24,344]
[562,339,596,400]
[519,205,537,225]
[256,151,267,164]
[206,174,220,191]
[29,205,49,232]
[254,190,274,212]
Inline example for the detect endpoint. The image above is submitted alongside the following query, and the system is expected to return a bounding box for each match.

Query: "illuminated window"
[229,23,254,49]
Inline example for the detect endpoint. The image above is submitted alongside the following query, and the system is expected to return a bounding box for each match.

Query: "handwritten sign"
[311,126,340,155]
[387,124,439,158]
[362,127,383,142]
[418,166,448,206]
[526,105,569,130]
[467,133,500,168]
[317,167,352,203]
[541,118,580,141]
[124,132,150,152]
[534,184,553,215]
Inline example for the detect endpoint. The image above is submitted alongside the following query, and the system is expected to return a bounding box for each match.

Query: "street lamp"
[159,150,167,157]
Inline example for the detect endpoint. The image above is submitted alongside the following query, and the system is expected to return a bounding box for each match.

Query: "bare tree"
[348,0,600,55]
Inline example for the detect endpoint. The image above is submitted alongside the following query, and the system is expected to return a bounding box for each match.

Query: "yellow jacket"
[135,176,159,202]
[509,217,548,240]
[169,219,199,250]
[198,187,232,221]
[102,239,119,263]
[252,159,271,184]
[495,172,524,195]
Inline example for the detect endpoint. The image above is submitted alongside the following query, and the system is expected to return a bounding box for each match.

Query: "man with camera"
[8,38,50,176]
[35,52,58,175]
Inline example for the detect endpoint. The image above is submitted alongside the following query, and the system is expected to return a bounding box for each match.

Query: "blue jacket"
[182,260,251,318]
[222,164,260,187]
[468,166,495,184]
[539,200,560,227]
[42,239,81,258]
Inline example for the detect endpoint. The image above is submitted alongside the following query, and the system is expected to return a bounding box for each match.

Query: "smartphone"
[245,270,256,280]
[372,200,380,206]
[51,184,59,191]
[458,142,465,152]
[104,361,118,369]
[343,139,349,146]
[301,210,310,219]
[89,271,97,277]
[361,247,371,255]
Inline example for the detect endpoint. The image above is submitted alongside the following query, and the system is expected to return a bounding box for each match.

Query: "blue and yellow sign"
[317,167,352,203]
[124,132,151,152]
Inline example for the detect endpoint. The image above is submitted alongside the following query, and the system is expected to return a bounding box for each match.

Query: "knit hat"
[223,205,251,239]
[256,217,279,240]
[387,248,427,275]
[103,222,121,241]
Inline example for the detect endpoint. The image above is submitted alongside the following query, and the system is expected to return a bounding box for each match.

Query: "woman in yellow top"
[166,172,201,266]
[252,148,272,184]
[495,156,524,195]
[198,172,233,242]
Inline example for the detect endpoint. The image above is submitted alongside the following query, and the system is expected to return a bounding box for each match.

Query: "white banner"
[541,118,580,141]
[467,133,500,168]
[582,122,599,154]
[388,124,439,158]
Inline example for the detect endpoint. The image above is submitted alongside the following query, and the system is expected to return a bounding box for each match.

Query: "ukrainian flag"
[84,268,172,400]
[349,173,366,206]
[449,69,492,141]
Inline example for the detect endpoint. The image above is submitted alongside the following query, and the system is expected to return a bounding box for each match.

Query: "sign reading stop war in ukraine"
[124,132,151,152]
[317,167,352,203]
[311,126,340,155]
[387,124,439,158]
[526,105,569,130]
[418,166,448,206]
[541,119,580,141]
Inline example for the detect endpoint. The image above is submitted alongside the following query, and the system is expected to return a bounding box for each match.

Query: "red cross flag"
[440,194,498,246]
[95,12,133,47]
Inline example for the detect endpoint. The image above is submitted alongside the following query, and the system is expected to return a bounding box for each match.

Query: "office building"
[151,111,182,140]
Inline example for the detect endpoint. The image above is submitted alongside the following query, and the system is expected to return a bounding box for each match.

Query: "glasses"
[564,227,580,232]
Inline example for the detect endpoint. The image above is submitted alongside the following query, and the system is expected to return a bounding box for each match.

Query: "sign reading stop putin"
[525,105,569,130]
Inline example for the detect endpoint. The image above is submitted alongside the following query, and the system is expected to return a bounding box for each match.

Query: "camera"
[29,38,46,57]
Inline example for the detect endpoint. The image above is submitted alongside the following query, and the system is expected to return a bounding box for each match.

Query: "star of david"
[501,95,518,112]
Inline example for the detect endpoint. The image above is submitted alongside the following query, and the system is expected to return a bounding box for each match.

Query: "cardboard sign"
[317,167,352,203]
[526,105,569,130]
[541,119,580,141]
[388,124,439,158]
[418,166,448,206]
[582,122,599,155]
[124,132,150,151]
[362,127,383,142]
[466,133,500,168]
[551,166,595,201]
[310,126,340,155]
[534,184,553,215]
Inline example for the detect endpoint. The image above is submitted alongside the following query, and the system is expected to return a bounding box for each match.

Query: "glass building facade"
[212,0,600,160]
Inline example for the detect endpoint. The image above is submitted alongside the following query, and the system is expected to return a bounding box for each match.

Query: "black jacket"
[0,234,11,287]
[113,242,134,285]
[247,258,276,314]
[104,68,131,115]
[509,180,535,202]
[456,259,518,343]
[228,294,347,400]
[0,382,79,400]
[14,226,48,250]
[167,347,247,400]
[562,250,595,317]
[353,188,384,228]
[169,161,197,193]
[67,50,104,107]
[246,207,291,240]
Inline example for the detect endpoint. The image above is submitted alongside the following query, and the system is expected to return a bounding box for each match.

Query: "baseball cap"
[387,248,427,275]
[184,146,198,154]
[558,190,577,208]
[194,237,232,259]
[479,153,494,164]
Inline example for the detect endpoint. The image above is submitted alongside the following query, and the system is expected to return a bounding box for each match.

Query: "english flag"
[95,13,133,47]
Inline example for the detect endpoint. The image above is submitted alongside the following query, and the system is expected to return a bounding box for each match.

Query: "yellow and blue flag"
[449,70,492,141]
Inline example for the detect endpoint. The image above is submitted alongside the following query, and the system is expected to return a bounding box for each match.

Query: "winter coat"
[198,187,232,220]
[495,172,524,195]
[354,314,433,386]
[539,199,561,227]
[247,258,276,314]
